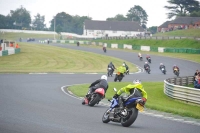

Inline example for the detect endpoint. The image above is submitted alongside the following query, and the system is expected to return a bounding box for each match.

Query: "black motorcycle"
[161,67,166,75]
[77,42,80,46]
[145,67,150,74]
[125,69,129,75]
[103,47,106,53]
[107,67,113,77]
[114,72,124,82]
[147,57,151,63]
[139,56,143,61]
[174,68,179,77]
[102,88,144,127]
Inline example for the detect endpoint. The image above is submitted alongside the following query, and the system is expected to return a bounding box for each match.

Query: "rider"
[138,52,142,58]
[159,63,166,70]
[123,62,129,72]
[173,65,179,73]
[113,79,147,108]
[117,64,126,77]
[146,54,150,60]
[144,62,150,71]
[108,62,116,74]
[82,75,109,104]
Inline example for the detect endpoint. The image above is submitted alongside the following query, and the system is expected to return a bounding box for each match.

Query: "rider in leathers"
[117,64,126,77]
[159,63,166,70]
[144,62,150,72]
[113,80,147,108]
[108,62,116,74]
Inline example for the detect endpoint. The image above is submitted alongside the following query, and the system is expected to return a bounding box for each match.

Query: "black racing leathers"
[88,79,109,94]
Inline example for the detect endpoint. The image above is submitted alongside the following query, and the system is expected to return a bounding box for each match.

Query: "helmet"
[122,63,125,67]
[101,75,107,81]
[145,62,148,64]
[133,79,141,84]
[174,64,177,67]
[160,63,163,65]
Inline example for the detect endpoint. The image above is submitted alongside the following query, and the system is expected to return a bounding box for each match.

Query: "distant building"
[83,20,145,37]
[157,17,200,32]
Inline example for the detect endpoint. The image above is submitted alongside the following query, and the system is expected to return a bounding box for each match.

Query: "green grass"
[154,29,200,37]
[94,39,200,49]
[68,82,200,119]
[0,42,137,73]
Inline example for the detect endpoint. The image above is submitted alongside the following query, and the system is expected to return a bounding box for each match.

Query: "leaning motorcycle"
[139,56,143,61]
[102,88,144,127]
[82,88,105,106]
[145,67,150,74]
[161,67,166,75]
[174,68,179,77]
[125,69,129,75]
[147,57,151,63]
[114,72,124,82]
[103,47,106,53]
[107,67,113,77]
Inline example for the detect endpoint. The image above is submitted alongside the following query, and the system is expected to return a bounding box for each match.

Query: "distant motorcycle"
[139,56,143,61]
[160,67,166,75]
[125,69,129,75]
[114,72,124,82]
[145,67,150,74]
[102,88,144,127]
[103,47,106,53]
[82,87,105,106]
[147,57,151,63]
[107,67,113,77]
[174,68,179,77]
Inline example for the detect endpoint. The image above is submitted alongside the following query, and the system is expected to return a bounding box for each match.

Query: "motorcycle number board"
[136,103,144,112]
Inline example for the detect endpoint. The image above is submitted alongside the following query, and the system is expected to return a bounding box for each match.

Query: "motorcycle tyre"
[121,108,138,127]
[102,109,110,123]
[88,94,101,107]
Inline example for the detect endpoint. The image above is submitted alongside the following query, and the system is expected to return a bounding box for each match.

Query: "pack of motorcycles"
[81,56,177,127]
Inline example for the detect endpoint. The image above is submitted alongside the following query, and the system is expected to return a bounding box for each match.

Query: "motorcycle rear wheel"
[88,94,101,106]
[121,108,138,127]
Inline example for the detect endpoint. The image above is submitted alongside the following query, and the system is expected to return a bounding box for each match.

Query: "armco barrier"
[164,76,200,105]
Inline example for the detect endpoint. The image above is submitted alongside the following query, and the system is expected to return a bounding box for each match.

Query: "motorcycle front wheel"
[121,108,138,127]
[102,109,110,123]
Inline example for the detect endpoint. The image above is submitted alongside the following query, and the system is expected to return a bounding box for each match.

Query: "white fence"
[164,78,200,104]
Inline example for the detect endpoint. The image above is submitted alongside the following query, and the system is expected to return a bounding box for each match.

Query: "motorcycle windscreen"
[94,88,105,96]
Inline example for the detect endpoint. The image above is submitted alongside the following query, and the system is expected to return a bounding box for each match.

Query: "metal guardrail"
[164,76,200,104]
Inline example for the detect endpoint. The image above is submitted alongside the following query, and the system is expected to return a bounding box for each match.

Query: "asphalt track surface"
[0,43,200,133]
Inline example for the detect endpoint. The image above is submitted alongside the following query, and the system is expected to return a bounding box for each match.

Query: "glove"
[113,94,119,99]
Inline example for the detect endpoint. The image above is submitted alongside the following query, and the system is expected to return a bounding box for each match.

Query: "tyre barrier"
[164,76,200,105]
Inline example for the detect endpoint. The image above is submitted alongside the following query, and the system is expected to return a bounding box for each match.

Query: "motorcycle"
[102,88,144,127]
[161,67,166,75]
[174,68,179,77]
[107,67,113,77]
[114,72,124,82]
[145,67,150,74]
[139,56,143,61]
[147,57,151,63]
[82,87,105,106]
[103,47,106,53]
[125,69,129,75]
[77,42,80,46]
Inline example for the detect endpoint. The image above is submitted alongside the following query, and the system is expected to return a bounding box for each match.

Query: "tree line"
[0,0,199,35]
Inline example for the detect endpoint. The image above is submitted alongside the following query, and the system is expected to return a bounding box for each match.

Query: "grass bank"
[153,29,200,37]
[94,39,200,49]
[0,42,137,73]
[68,82,200,119]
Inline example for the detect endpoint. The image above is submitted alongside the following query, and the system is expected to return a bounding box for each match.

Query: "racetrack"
[0,43,199,133]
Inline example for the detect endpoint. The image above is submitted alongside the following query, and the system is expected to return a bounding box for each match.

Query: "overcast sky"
[0,0,188,28]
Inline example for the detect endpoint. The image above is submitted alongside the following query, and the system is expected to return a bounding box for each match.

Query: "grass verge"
[0,42,137,73]
[68,82,200,119]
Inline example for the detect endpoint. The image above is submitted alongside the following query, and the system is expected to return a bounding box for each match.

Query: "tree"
[165,0,200,19]
[148,26,158,34]
[32,13,46,30]
[10,6,31,29]
[126,5,148,28]
[190,10,200,17]
[106,14,128,21]
[0,15,7,29]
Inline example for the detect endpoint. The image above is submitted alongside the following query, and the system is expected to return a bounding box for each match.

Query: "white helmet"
[101,75,107,81]
[145,62,148,64]
[133,79,141,84]
[160,63,163,65]
[122,63,125,66]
